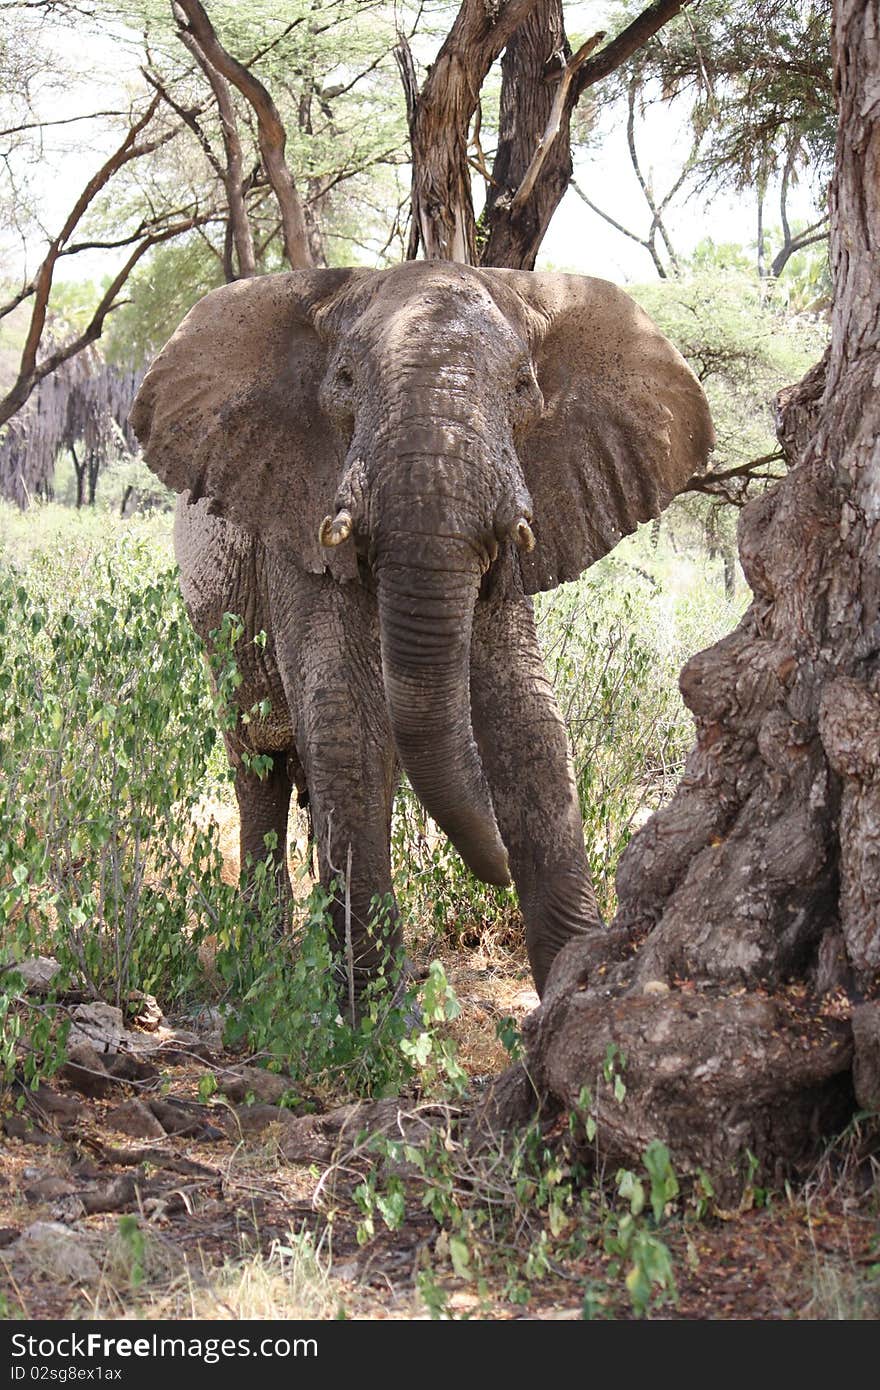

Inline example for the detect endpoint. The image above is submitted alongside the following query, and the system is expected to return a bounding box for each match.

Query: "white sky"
[0,4,822,292]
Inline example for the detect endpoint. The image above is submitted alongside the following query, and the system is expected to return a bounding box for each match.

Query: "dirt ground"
[2,937,878,1322]
[2,805,878,1321]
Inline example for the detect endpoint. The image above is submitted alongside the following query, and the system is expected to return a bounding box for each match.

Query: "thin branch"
[683,450,786,503]
[625,79,679,271]
[1,95,166,417]
[570,180,667,277]
[141,67,222,178]
[0,109,128,137]
[170,30,256,278]
[0,210,215,428]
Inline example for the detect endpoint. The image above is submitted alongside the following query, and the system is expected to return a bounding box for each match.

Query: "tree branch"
[400,0,542,262]
[0,212,215,429]
[169,30,256,279]
[682,450,786,504]
[1,95,165,415]
[0,109,127,137]
[573,0,689,100]
[173,0,311,269]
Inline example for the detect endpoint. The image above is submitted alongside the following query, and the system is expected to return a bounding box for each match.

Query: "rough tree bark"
[479,0,581,269]
[398,0,541,263]
[486,0,880,1193]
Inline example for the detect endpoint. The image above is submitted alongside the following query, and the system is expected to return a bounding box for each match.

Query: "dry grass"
[111,1230,341,1321]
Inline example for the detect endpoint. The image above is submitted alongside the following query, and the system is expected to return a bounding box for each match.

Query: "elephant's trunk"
[377,547,510,887]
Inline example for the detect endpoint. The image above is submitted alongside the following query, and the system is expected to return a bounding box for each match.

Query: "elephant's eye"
[336,364,354,390]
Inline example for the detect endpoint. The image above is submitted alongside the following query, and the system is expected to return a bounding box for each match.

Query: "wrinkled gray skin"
[132,261,713,998]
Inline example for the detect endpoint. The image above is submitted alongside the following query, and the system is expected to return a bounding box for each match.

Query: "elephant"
[130,260,713,1003]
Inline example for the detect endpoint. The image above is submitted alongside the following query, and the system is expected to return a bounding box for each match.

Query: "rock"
[106,1099,165,1140]
[232,1104,294,1135]
[24,1176,77,1203]
[217,1065,290,1106]
[80,1175,139,1215]
[152,1030,214,1063]
[148,1098,226,1141]
[14,1222,100,1284]
[61,1042,117,1099]
[67,1002,128,1053]
[23,1084,80,1123]
[642,979,671,996]
[126,990,163,1031]
[3,1115,61,1147]
[104,1052,159,1086]
[852,1001,880,1111]
[279,1099,450,1166]
[185,1006,229,1051]
[7,956,61,992]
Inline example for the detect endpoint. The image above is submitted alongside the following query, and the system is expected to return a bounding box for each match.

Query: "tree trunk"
[173,0,312,271]
[401,0,541,264]
[480,0,574,270]
[87,450,99,506]
[70,443,85,510]
[489,0,880,1195]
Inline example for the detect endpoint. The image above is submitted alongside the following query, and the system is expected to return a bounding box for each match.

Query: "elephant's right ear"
[130,269,366,574]
[496,271,715,594]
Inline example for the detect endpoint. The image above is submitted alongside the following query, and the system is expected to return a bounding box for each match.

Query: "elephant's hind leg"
[471,595,603,995]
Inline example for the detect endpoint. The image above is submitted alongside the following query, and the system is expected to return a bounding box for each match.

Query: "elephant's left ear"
[500,271,714,594]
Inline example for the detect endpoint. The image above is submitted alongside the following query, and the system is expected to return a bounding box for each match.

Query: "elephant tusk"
[514,517,536,552]
[319,509,353,547]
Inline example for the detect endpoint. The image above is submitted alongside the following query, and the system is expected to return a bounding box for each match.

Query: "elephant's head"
[131,262,713,889]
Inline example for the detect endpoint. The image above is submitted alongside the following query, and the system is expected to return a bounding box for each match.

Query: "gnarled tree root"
[476,935,855,1203]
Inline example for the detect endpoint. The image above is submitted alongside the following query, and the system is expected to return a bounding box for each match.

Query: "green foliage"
[537,541,742,916]
[611,0,834,195]
[0,533,217,1010]
[0,504,469,1097]
[115,1215,147,1290]
[634,266,825,472]
[632,264,827,562]
[96,0,413,368]
[105,238,227,369]
[352,1097,683,1320]
[207,873,434,1099]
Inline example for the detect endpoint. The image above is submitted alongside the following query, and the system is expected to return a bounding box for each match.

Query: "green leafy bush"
[0,537,217,1007]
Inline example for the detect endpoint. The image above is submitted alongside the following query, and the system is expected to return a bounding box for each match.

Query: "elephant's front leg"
[471,595,603,995]
[270,566,401,1004]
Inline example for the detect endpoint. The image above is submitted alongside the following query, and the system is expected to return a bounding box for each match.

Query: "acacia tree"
[485,0,879,1189]
[0,0,410,445]
[585,0,835,281]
